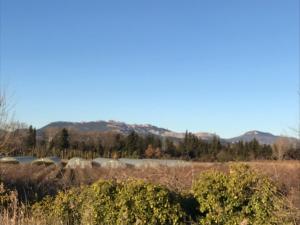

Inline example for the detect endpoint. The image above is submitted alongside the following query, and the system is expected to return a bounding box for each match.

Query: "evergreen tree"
[96,139,104,157]
[164,138,176,157]
[180,131,199,159]
[249,138,260,159]
[125,131,140,157]
[113,134,125,152]
[25,125,36,149]
[57,128,70,150]
[209,135,222,159]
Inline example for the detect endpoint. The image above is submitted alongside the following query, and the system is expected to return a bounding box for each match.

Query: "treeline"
[4,126,299,161]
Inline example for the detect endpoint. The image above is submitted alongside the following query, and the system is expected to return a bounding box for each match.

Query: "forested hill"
[39,120,284,145]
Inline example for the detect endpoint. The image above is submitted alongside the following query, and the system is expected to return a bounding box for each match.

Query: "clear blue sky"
[0,0,299,138]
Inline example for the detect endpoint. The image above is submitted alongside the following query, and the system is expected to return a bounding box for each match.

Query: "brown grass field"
[0,160,299,208]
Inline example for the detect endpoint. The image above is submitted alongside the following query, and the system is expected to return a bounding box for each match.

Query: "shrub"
[31,196,57,224]
[32,187,87,225]
[82,180,190,225]
[192,164,293,225]
[80,180,119,225]
[33,180,190,225]
[114,180,188,225]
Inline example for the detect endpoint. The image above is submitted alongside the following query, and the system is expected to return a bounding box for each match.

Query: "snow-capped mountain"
[40,120,170,136]
[39,120,218,141]
[39,120,285,145]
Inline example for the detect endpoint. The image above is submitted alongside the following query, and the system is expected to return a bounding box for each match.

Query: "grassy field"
[0,160,299,224]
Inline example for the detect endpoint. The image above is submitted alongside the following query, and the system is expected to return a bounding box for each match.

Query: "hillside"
[39,120,286,145]
[227,130,279,145]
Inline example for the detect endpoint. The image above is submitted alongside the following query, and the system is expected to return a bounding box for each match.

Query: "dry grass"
[0,161,299,224]
[0,161,299,204]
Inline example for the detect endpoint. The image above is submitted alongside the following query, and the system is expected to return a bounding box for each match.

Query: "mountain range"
[39,120,284,145]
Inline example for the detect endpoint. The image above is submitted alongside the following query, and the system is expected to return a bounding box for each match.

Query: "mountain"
[40,120,169,136]
[39,120,284,145]
[39,120,218,141]
[227,131,278,145]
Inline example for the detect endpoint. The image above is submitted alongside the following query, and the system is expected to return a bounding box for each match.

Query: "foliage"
[6,124,287,161]
[32,186,88,225]
[80,180,119,225]
[33,180,189,225]
[192,164,293,225]
[114,180,188,225]
[25,125,37,149]
[57,128,70,150]
[1,163,298,224]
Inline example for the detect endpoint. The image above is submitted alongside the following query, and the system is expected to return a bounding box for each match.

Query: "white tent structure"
[66,157,92,169]
[92,158,192,169]
[32,156,61,166]
[142,159,191,168]
[92,158,127,168]
[0,157,19,164]
[0,155,192,169]
[118,158,146,168]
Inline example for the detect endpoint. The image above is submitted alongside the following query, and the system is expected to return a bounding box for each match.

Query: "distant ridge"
[39,120,285,145]
[227,130,278,145]
[39,120,219,141]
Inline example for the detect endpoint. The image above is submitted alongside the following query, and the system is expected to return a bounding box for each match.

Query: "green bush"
[81,180,190,225]
[114,180,188,225]
[80,180,119,225]
[32,187,89,225]
[192,164,292,225]
[33,180,189,225]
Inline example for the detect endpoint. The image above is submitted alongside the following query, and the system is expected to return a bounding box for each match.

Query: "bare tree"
[273,136,296,160]
[0,88,24,154]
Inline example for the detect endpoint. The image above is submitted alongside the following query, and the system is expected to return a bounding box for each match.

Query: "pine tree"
[25,125,36,149]
[57,128,70,150]
[210,135,222,158]
[165,138,176,157]
[125,131,140,157]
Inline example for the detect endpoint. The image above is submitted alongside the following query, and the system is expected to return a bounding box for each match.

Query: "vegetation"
[3,126,299,161]
[192,164,292,224]
[0,163,298,224]
[33,180,189,225]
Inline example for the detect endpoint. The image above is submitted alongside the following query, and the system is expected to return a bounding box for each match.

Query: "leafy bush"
[114,180,188,225]
[192,164,292,225]
[32,186,89,225]
[33,180,189,225]
[80,180,119,225]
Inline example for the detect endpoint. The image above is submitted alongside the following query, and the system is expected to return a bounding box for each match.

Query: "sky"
[0,0,299,138]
